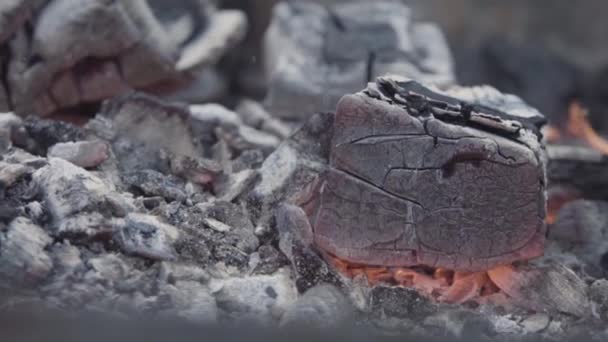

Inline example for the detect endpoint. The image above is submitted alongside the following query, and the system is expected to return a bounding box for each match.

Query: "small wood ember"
[2,1,608,341]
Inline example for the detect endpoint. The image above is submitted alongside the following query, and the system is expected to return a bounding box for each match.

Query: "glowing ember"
[326,253,504,304]
[565,101,608,154]
[547,100,608,154]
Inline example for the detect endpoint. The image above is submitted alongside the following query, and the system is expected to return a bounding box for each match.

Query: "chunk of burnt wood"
[308,76,547,272]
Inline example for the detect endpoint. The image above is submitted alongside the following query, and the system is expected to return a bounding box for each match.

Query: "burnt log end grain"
[308,77,548,272]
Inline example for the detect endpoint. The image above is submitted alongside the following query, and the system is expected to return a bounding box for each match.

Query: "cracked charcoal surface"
[263,1,455,120]
[307,77,547,271]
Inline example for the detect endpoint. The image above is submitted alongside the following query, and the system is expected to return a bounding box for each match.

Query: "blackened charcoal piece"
[263,1,454,120]
[309,77,547,272]
[20,118,86,155]
[547,144,608,201]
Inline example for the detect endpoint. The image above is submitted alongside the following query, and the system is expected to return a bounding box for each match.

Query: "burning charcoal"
[114,213,180,261]
[488,263,591,317]
[0,217,53,288]
[213,169,259,202]
[550,199,608,276]
[303,76,547,272]
[33,158,134,228]
[280,284,355,330]
[211,269,297,324]
[122,169,188,203]
[235,99,292,139]
[47,140,109,168]
[263,1,455,119]
[0,0,246,116]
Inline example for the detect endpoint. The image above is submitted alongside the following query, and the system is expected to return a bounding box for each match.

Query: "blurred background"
[223,0,608,129]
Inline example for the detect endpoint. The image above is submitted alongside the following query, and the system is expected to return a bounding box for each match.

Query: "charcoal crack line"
[330,167,425,209]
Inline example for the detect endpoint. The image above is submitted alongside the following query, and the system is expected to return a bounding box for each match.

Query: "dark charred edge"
[374,77,547,141]
[547,146,608,201]
[366,52,376,83]
[0,44,14,110]
[325,6,346,32]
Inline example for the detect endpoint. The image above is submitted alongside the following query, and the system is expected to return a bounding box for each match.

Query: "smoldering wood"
[305,77,547,272]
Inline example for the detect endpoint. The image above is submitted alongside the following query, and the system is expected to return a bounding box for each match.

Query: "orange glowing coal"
[546,100,608,153]
[544,101,608,222]
[327,253,509,304]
